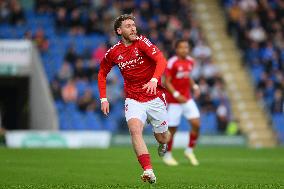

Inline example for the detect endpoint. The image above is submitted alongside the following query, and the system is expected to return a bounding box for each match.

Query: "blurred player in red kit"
[98,14,171,184]
[163,39,201,166]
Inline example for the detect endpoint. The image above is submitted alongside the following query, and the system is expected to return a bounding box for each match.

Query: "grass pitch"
[0,146,283,188]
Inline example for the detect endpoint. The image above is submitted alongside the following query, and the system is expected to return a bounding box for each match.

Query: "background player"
[163,39,201,166]
[98,14,171,184]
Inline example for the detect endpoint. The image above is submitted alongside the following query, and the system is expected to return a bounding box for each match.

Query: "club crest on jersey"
[117,55,124,60]
[134,48,139,56]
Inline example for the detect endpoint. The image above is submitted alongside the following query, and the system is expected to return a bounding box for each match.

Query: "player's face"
[117,19,137,43]
[176,41,189,58]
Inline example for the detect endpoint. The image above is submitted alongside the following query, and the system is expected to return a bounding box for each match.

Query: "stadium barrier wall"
[112,132,246,147]
[5,131,111,148]
[5,131,245,148]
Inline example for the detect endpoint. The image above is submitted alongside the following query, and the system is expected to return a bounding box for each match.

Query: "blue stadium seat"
[272,114,284,132]
[85,111,103,130]
[200,112,218,134]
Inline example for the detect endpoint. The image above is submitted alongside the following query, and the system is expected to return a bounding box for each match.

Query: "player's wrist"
[193,84,199,90]
[100,98,108,103]
[150,78,158,83]
[172,91,180,98]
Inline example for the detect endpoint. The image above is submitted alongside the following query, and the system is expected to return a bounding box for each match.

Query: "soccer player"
[163,39,201,166]
[98,14,171,184]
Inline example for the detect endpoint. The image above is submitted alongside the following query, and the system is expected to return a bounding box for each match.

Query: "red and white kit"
[98,35,168,133]
[165,56,200,126]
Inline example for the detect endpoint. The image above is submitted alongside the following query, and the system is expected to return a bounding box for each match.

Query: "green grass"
[0,146,283,188]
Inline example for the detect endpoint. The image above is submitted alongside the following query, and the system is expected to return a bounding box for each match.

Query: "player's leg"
[162,103,183,166]
[125,98,156,184]
[128,118,149,156]
[161,127,178,166]
[154,130,171,157]
[183,99,200,166]
[146,95,171,157]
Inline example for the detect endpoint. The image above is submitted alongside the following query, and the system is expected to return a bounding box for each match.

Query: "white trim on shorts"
[167,99,200,127]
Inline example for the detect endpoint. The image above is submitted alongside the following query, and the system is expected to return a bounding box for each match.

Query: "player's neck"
[177,55,187,60]
[121,37,133,46]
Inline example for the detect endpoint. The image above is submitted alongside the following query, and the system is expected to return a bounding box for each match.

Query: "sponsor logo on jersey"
[176,71,190,79]
[118,55,124,60]
[118,56,144,70]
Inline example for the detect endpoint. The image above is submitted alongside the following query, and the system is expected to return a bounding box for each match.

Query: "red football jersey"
[98,35,166,102]
[165,55,195,103]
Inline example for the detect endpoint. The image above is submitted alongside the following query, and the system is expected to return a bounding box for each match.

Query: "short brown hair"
[113,14,135,36]
[175,39,189,48]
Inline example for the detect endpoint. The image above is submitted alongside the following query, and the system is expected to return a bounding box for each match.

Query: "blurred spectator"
[211,79,228,105]
[33,28,49,53]
[77,88,97,113]
[64,46,79,66]
[55,7,68,34]
[61,79,78,103]
[86,11,103,35]
[216,102,229,132]
[201,60,219,83]
[91,43,107,64]
[69,8,85,35]
[74,58,88,79]
[0,0,10,23]
[34,0,52,14]
[23,30,33,40]
[9,0,25,25]
[239,0,257,13]
[271,89,284,114]
[50,79,62,101]
[226,119,239,135]
[226,1,242,36]
[57,62,73,83]
[192,40,212,61]
[248,16,266,43]
[106,69,123,104]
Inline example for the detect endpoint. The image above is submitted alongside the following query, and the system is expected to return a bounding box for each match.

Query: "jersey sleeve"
[187,56,196,68]
[138,36,167,80]
[138,35,162,62]
[165,64,175,78]
[98,54,115,99]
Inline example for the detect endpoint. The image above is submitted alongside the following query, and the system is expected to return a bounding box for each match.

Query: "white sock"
[185,147,193,154]
[164,151,172,158]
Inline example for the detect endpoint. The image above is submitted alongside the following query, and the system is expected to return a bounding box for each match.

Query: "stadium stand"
[221,0,284,143]
[0,0,234,134]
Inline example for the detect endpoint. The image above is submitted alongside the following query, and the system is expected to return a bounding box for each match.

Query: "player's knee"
[190,118,200,129]
[155,131,170,144]
[129,127,142,137]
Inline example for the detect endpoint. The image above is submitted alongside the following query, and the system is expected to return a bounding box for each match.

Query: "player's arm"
[98,56,114,116]
[142,53,167,94]
[139,36,167,94]
[190,77,200,98]
[164,73,187,103]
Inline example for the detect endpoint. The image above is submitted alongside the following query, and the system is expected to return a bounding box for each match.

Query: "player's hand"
[176,95,187,103]
[101,101,110,116]
[142,80,157,95]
